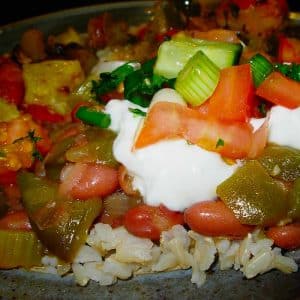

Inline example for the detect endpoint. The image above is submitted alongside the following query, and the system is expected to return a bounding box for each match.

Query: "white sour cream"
[105,99,237,212]
[268,105,300,150]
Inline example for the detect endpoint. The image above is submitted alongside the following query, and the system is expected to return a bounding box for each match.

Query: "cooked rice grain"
[38,224,298,287]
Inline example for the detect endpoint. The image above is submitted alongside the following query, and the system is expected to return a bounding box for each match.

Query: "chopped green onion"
[76,106,111,128]
[274,63,300,82]
[249,54,274,87]
[175,50,220,106]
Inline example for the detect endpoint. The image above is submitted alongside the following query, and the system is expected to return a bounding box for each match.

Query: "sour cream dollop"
[105,99,237,212]
[268,105,300,150]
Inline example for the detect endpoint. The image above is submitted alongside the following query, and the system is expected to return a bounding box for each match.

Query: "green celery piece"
[175,50,220,106]
[0,230,43,269]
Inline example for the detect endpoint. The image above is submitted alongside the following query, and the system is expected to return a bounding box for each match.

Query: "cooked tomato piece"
[124,204,184,240]
[256,71,300,109]
[0,59,24,106]
[134,102,267,159]
[0,169,17,186]
[278,36,300,63]
[184,200,254,239]
[25,104,65,123]
[266,223,300,250]
[208,64,254,122]
[0,210,31,231]
[59,163,119,200]
[88,14,108,49]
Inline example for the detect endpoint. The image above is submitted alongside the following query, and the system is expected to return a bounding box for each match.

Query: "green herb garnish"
[216,138,225,148]
[128,108,147,117]
[91,63,135,100]
[13,130,43,161]
[274,63,300,82]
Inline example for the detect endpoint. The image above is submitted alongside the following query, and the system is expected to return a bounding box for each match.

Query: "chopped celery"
[0,229,43,269]
[175,50,220,106]
[154,36,242,79]
[249,54,273,87]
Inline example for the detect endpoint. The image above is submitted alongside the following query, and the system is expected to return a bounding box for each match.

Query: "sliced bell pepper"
[18,171,102,262]
[217,160,288,226]
[25,104,65,123]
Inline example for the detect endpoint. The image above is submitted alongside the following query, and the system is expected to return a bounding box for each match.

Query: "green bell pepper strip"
[258,145,300,182]
[18,172,102,262]
[217,160,288,226]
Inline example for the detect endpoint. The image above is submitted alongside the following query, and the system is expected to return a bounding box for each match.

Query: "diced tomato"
[124,204,184,240]
[0,210,31,231]
[134,102,268,159]
[208,64,254,122]
[0,169,17,186]
[184,200,254,239]
[100,91,124,103]
[266,223,300,250]
[136,25,149,41]
[278,36,300,64]
[256,71,300,109]
[0,59,24,106]
[100,213,124,229]
[25,104,65,123]
[59,163,119,200]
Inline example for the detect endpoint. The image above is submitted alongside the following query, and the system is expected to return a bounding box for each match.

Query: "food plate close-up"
[0,1,300,299]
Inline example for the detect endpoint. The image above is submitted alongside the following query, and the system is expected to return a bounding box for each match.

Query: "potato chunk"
[23,60,84,115]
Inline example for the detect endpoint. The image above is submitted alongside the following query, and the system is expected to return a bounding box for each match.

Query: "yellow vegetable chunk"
[23,60,85,115]
[0,229,43,269]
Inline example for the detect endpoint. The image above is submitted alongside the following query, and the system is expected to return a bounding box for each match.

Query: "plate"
[0,2,300,299]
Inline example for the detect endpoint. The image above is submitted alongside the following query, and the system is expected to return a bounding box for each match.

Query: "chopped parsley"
[128,108,147,117]
[91,58,176,108]
[274,63,300,82]
[0,151,6,158]
[91,63,135,101]
[216,138,225,148]
[13,130,43,161]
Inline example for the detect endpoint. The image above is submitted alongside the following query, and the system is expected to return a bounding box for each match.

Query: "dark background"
[1,0,300,26]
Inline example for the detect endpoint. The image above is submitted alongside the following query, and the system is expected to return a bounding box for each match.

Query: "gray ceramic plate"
[0,2,300,299]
